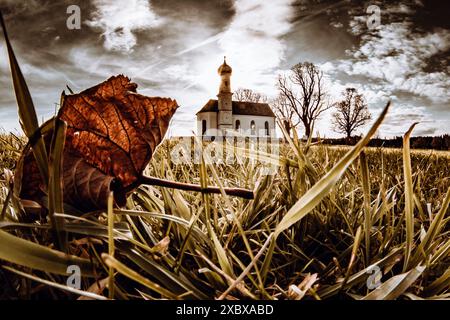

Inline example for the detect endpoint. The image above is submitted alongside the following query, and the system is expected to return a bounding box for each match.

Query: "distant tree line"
[314,135,450,151]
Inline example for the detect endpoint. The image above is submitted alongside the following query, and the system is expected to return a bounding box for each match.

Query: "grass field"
[0,130,449,300]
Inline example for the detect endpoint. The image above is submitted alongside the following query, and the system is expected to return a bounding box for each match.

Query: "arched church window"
[250,120,256,135]
[265,121,269,136]
[235,120,241,131]
[202,119,207,135]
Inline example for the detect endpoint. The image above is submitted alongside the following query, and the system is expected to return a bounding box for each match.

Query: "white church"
[196,58,276,137]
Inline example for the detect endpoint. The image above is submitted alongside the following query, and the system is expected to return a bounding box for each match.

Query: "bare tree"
[277,62,330,138]
[270,94,299,139]
[233,88,267,103]
[332,88,372,138]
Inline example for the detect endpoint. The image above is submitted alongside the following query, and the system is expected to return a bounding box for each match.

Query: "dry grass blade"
[410,187,450,268]
[424,268,450,296]
[362,265,425,300]
[275,102,390,236]
[197,250,257,299]
[107,192,115,299]
[195,136,235,279]
[403,123,418,271]
[78,278,109,300]
[318,248,403,298]
[359,152,371,265]
[0,229,94,276]
[102,253,179,299]
[2,266,107,300]
[430,239,450,265]
[261,102,390,280]
[200,139,267,292]
[218,233,273,300]
[48,118,68,251]
[0,12,49,185]
[340,226,363,292]
[288,273,319,300]
[120,246,207,299]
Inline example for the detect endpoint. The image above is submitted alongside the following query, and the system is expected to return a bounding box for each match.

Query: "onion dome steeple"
[218,56,232,75]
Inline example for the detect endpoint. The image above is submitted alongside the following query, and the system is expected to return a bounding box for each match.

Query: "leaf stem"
[139,175,254,199]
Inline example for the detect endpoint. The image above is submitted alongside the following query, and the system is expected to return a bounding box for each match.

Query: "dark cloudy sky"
[0,0,449,137]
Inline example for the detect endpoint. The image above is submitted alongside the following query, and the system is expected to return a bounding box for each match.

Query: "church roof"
[196,99,275,117]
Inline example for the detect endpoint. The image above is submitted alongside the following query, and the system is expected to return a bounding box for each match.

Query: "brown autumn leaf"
[60,75,178,188]
[17,75,178,212]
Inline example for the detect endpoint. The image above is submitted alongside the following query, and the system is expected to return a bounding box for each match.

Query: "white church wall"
[232,114,276,137]
[196,112,217,136]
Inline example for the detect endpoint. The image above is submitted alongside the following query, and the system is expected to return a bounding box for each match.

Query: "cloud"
[325,4,450,106]
[86,0,163,52]
[0,43,8,71]
[216,0,295,92]
[313,1,450,137]
[377,103,448,137]
[0,0,43,14]
[330,21,343,28]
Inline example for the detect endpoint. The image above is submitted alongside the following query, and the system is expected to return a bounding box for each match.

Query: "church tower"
[217,57,233,133]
